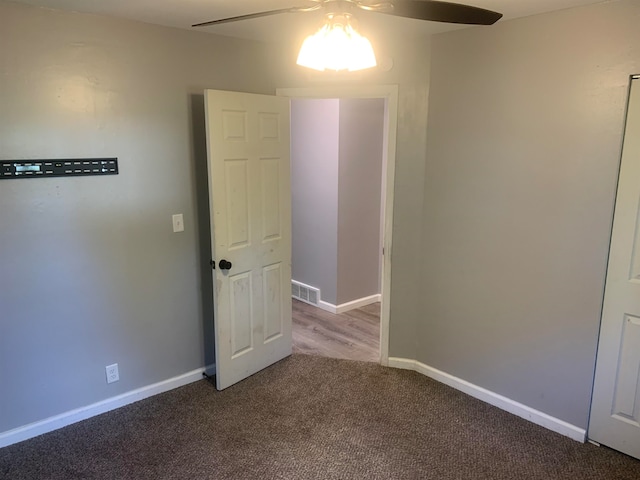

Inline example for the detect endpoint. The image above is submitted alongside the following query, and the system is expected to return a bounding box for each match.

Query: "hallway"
[292,299,380,362]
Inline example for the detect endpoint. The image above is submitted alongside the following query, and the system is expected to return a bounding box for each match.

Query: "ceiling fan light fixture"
[296,13,377,72]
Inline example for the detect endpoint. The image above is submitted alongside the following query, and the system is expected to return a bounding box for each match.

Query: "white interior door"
[205,89,292,390]
[589,76,640,459]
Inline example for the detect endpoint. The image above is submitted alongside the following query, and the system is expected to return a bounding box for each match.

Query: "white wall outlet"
[172,213,184,233]
[105,363,119,384]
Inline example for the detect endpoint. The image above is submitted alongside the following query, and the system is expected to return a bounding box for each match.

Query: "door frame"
[277,84,399,366]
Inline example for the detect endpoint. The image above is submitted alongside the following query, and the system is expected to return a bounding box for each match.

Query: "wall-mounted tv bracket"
[0,158,118,179]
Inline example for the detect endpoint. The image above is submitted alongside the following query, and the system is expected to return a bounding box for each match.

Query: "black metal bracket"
[1,158,118,180]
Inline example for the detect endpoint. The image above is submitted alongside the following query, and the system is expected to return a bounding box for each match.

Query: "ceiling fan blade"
[192,8,299,27]
[379,0,502,25]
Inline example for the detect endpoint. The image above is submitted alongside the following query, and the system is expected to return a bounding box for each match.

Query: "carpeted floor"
[1,354,639,479]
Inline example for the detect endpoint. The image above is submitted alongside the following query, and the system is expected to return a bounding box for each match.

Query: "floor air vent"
[292,281,320,306]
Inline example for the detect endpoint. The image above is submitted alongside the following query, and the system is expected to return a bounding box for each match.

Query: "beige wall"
[419,0,640,428]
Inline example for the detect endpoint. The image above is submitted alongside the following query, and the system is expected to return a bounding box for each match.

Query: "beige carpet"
[1,354,639,479]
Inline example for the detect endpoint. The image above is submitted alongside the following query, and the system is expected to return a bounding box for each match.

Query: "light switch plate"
[172,214,184,233]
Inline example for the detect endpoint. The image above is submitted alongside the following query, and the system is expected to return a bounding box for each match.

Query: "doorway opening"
[278,85,399,367]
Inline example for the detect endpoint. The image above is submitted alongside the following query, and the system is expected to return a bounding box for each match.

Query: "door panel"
[261,158,282,241]
[611,315,640,425]
[589,76,640,459]
[229,271,253,358]
[224,159,250,249]
[263,263,284,342]
[205,89,292,390]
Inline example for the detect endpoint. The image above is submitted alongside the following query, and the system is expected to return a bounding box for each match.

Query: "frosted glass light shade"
[297,14,377,72]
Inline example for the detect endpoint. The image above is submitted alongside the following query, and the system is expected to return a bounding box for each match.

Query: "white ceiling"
[11,0,606,44]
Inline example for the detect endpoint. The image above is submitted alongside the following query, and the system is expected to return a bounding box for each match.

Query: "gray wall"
[337,98,384,305]
[419,0,640,429]
[291,98,384,306]
[0,1,274,433]
[290,99,340,304]
[5,0,631,440]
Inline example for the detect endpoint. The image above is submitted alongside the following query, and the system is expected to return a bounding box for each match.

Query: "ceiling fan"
[193,1,503,71]
[193,0,502,28]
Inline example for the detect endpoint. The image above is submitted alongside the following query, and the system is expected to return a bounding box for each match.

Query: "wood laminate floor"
[292,299,380,363]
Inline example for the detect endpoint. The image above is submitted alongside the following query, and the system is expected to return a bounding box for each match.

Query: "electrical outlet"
[105,363,119,384]
[172,214,184,233]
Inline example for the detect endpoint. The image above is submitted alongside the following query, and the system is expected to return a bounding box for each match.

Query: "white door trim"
[277,85,399,366]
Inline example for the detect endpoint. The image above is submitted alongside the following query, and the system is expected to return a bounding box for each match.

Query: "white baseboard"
[318,294,381,314]
[388,357,587,443]
[0,367,206,449]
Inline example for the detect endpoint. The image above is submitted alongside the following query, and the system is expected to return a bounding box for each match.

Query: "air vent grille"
[291,280,320,306]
